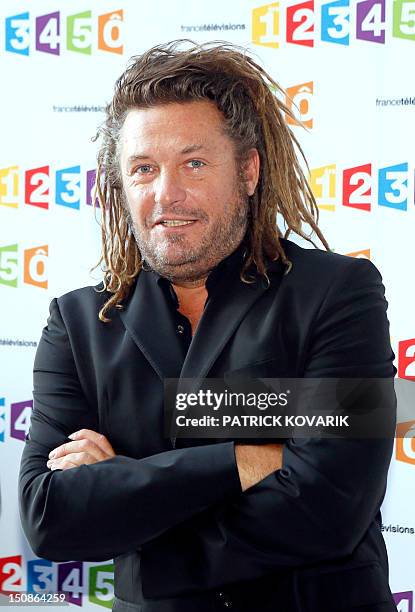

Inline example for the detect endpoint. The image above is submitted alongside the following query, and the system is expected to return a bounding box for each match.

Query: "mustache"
[147,205,209,226]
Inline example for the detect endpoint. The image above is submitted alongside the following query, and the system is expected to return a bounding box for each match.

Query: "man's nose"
[153,168,186,206]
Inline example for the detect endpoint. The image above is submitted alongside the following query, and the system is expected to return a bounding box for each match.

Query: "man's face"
[119,100,259,284]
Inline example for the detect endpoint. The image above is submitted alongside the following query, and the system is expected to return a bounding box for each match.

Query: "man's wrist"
[235,442,284,492]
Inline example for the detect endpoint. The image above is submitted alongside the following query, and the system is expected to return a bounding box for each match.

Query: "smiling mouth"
[159,220,195,227]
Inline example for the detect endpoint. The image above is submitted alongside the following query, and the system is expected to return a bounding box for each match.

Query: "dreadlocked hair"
[92,39,329,322]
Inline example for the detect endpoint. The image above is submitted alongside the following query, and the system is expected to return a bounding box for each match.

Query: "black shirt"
[145,239,249,360]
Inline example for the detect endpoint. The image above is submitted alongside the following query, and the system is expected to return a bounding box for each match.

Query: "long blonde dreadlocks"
[93,40,329,322]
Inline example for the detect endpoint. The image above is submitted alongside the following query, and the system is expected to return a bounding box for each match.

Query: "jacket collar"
[119,266,184,380]
[119,241,286,382]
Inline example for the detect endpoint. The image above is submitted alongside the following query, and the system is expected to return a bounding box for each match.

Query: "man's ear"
[242,148,260,196]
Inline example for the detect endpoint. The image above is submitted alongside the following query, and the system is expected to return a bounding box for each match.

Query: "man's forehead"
[125,143,210,164]
[119,103,228,159]
[120,101,225,138]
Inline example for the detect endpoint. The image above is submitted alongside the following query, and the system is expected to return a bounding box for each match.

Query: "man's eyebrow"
[126,154,150,165]
[180,144,206,155]
[126,144,207,165]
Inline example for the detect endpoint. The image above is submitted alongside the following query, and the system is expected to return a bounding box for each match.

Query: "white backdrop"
[1,1,414,609]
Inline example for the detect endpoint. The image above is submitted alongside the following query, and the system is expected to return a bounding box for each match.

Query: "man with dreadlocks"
[19,42,397,611]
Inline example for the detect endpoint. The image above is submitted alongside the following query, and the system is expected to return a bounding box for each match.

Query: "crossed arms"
[18,258,396,595]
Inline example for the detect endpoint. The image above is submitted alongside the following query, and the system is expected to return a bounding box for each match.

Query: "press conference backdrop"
[0,0,414,609]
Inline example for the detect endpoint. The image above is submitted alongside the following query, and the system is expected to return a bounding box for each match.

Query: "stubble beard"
[125,187,250,284]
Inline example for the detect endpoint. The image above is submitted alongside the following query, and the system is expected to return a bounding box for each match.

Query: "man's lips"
[153,217,199,228]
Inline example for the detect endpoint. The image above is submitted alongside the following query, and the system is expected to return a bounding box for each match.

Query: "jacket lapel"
[119,254,287,446]
[180,257,285,381]
[119,269,184,380]
[169,258,286,446]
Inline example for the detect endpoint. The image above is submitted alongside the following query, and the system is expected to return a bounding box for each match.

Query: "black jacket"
[18,238,397,611]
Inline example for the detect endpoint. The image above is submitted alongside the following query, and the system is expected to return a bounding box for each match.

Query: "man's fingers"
[49,452,102,469]
[48,429,115,461]
[69,429,115,455]
[49,458,79,471]
[48,449,115,470]
[46,429,116,470]
[48,439,107,462]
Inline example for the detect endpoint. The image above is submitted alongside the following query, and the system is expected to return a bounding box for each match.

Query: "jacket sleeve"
[139,257,397,598]
[18,298,241,563]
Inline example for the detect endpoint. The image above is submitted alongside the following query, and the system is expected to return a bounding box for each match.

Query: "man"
[19,41,397,611]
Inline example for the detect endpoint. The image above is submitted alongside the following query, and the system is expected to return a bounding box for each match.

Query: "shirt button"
[177,325,184,334]
[216,592,232,607]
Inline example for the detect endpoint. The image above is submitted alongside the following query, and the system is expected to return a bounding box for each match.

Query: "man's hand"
[46,429,116,471]
[235,443,283,492]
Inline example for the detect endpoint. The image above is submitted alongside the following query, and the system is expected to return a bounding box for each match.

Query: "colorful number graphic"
[10,400,33,442]
[5,13,30,55]
[98,10,124,54]
[347,248,371,259]
[86,169,98,206]
[0,244,18,288]
[252,2,280,48]
[321,0,350,45]
[25,166,50,209]
[24,246,48,289]
[286,1,315,47]
[57,562,83,607]
[0,245,48,289]
[393,0,415,41]
[285,82,313,128]
[310,164,337,210]
[0,166,19,208]
[0,556,23,595]
[27,560,54,595]
[4,9,123,56]
[0,557,116,607]
[356,0,386,44]
[36,12,60,55]
[398,340,415,380]
[378,162,409,210]
[67,11,92,55]
[56,166,81,209]
[3,165,100,210]
[343,163,372,211]
[395,423,415,465]
[0,398,5,444]
[393,591,414,610]
[88,564,114,609]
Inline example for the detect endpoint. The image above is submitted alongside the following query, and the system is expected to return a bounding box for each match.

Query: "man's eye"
[188,160,205,169]
[136,165,153,174]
